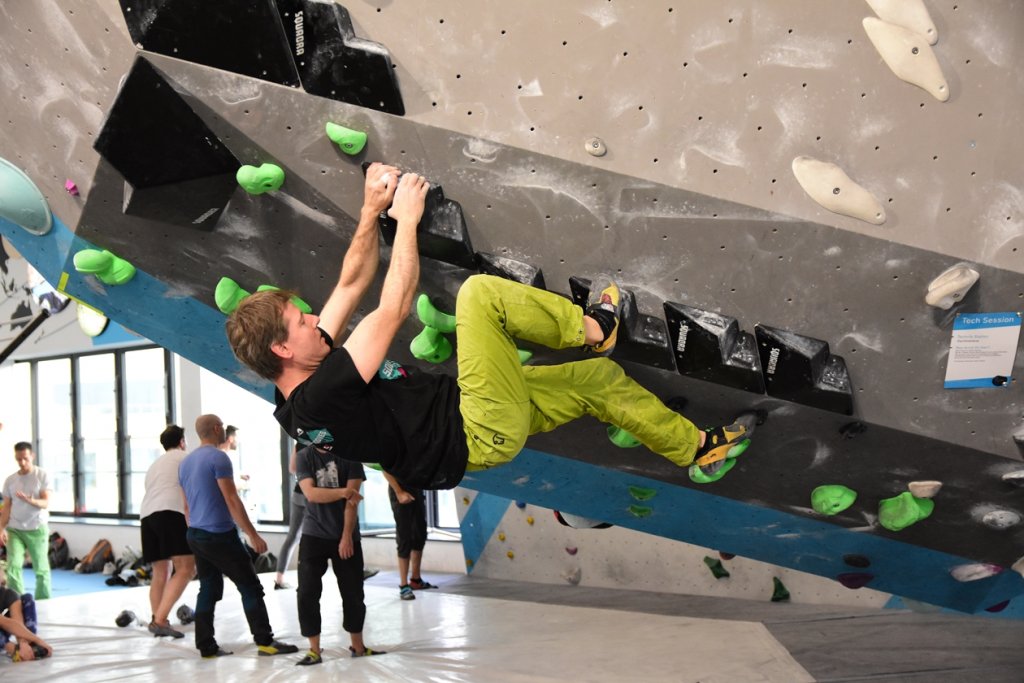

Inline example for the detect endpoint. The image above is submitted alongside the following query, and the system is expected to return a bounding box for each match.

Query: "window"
[35,358,74,513]
[0,362,32,457]
[124,348,171,515]
[78,353,118,514]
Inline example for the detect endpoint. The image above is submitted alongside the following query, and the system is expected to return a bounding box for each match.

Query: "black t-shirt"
[0,586,19,616]
[274,336,468,490]
[296,447,365,540]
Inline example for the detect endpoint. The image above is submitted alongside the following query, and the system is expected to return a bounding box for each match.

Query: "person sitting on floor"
[0,584,51,661]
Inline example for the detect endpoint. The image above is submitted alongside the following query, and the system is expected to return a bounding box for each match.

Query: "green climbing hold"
[703,556,730,579]
[607,425,641,448]
[627,505,652,519]
[410,326,452,363]
[878,491,934,531]
[771,577,790,602]
[517,349,533,365]
[627,486,657,502]
[236,163,285,195]
[215,277,251,314]
[416,294,457,333]
[255,285,312,313]
[325,122,368,155]
[0,157,52,235]
[73,249,136,286]
[811,485,858,516]
[688,458,736,484]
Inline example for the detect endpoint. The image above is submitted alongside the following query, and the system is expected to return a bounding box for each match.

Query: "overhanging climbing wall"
[1,0,1023,614]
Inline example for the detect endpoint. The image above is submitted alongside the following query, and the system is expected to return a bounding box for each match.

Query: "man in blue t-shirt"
[178,414,298,660]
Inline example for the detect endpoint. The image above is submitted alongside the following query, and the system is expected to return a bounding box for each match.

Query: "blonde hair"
[225,289,295,380]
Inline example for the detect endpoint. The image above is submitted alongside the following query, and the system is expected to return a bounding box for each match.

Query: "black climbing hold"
[719,551,736,560]
[985,600,1010,613]
[569,277,676,371]
[94,56,240,230]
[115,609,137,627]
[992,375,1008,387]
[475,252,546,290]
[117,0,301,88]
[663,301,765,394]
[836,572,874,589]
[754,324,854,415]
[369,167,474,269]
[770,577,790,602]
[275,0,405,115]
[843,554,871,568]
[839,421,867,439]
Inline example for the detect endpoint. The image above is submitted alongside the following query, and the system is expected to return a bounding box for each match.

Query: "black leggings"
[389,486,427,559]
[296,534,365,637]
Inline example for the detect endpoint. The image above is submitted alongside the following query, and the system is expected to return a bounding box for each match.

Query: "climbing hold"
[0,157,53,235]
[215,277,251,315]
[949,563,1003,583]
[878,492,934,531]
[506,551,515,560]
[410,326,453,363]
[627,505,653,519]
[584,137,607,157]
[839,421,867,439]
[907,480,942,498]
[526,516,534,526]
[236,163,284,195]
[628,486,657,502]
[517,349,533,365]
[984,600,1010,613]
[416,294,456,333]
[497,532,506,542]
[325,122,368,155]
[115,609,139,627]
[866,0,937,45]
[791,156,885,225]
[607,425,641,448]
[176,604,195,625]
[554,511,613,529]
[663,301,765,394]
[1001,470,1024,488]
[811,485,858,516]
[719,552,736,561]
[515,501,527,509]
[836,572,874,589]
[770,577,790,602]
[475,253,547,289]
[64,179,79,196]
[925,263,979,310]
[375,176,474,269]
[843,554,871,568]
[981,509,1021,530]
[703,556,730,579]
[254,285,312,313]
[862,17,949,101]
[77,303,110,338]
[688,458,737,484]
[565,547,578,556]
[754,323,853,415]
[563,567,582,585]
[462,497,470,505]
[466,558,474,568]
[73,249,137,286]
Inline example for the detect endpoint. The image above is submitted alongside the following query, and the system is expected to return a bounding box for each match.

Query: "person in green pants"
[0,443,51,599]
[225,165,748,490]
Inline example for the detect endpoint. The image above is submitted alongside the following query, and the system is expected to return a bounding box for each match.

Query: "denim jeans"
[186,528,274,655]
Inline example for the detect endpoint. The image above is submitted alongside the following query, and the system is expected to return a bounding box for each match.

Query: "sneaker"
[399,585,415,600]
[349,646,386,658]
[363,568,380,580]
[273,580,291,590]
[258,640,300,656]
[296,649,323,666]
[692,422,750,473]
[201,647,234,659]
[585,275,623,356]
[409,577,438,590]
[148,621,185,639]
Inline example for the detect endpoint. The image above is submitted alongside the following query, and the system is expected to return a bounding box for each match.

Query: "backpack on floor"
[48,531,70,569]
[76,539,113,574]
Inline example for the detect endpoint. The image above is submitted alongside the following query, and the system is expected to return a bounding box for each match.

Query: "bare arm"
[343,172,428,382]
[180,490,190,526]
[318,163,401,343]
[288,447,298,475]
[15,487,48,510]
[383,471,414,504]
[338,477,363,559]
[0,615,51,658]
[0,496,11,545]
[298,477,363,505]
[215,477,265,553]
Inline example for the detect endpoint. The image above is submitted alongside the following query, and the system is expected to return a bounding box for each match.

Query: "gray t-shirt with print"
[2,467,50,530]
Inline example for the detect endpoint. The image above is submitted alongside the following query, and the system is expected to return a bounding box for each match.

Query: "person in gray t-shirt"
[0,443,51,599]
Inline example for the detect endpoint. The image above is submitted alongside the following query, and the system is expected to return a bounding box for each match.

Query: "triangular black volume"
[663,301,765,394]
[376,182,474,270]
[276,0,405,115]
[94,56,240,189]
[754,324,853,415]
[118,0,300,88]
[568,276,591,309]
[122,174,238,231]
[616,291,675,371]
[475,253,546,290]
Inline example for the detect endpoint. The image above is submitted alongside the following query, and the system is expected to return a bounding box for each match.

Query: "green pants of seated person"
[455,275,701,470]
[5,526,51,600]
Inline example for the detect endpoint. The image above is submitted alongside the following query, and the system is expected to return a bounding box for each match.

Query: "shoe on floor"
[409,577,438,590]
[399,584,415,600]
[273,580,291,590]
[350,646,386,658]
[201,647,234,659]
[693,422,750,474]
[585,275,623,356]
[363,568,380,580]
[258,640,300,656]
[149,621,185,638]
[296,649,323,666]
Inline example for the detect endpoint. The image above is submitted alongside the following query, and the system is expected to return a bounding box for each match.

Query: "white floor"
[7,573,814,682]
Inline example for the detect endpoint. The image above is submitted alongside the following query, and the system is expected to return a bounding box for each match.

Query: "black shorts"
[141,510,192,562]
[388,487,427,558]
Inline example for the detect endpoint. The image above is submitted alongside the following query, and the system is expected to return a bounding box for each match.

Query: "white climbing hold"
[982,509,1021,530]
[1002,470,1024,487]
[585,137,607,157]
[908,480,942,498]
[563,567,582,585]
[862,18,949,102]
[1013,556,1024,578]
[791,156,885,225]
[925,263,979,309]
[865,0,937,45]
[949,563,1003,582]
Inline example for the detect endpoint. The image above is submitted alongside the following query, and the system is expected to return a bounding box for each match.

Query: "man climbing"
[225,163,749,490]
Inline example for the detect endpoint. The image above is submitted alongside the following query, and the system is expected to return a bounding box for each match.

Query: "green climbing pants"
[455,275,701,471]
[5,525,51,600]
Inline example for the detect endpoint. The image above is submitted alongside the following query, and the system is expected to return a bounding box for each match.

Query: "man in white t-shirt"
[139,425,196,638]
[0,443,51,599]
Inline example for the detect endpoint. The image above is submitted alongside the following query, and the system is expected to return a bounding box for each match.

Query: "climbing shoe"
[273,580,291,590]
[399,585,415,600]
[693,423,750,471]
[409,577,438,590]
[148,620,185,638]
[257,640,300,656]
[201,647,234,659]
[585,275,623,356]
[296,649,323,666]
[350,646,387,657]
